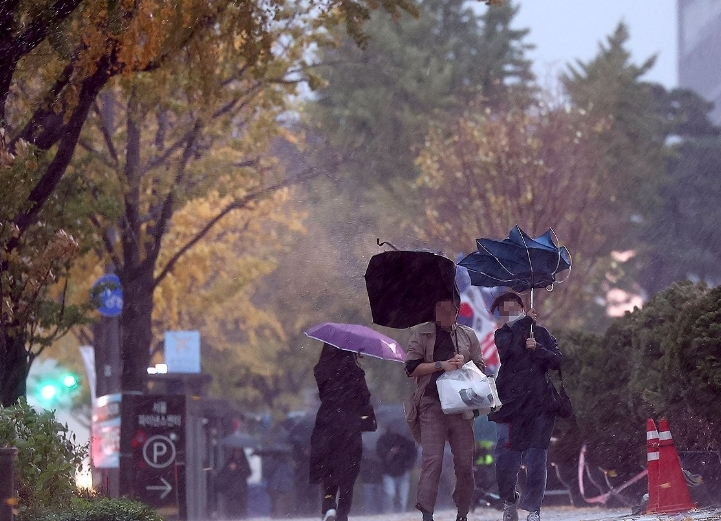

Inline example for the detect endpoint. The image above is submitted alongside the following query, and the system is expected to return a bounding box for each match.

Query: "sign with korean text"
[122,395,186,513]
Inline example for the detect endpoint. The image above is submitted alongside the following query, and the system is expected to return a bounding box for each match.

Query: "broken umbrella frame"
[459,226,572,332]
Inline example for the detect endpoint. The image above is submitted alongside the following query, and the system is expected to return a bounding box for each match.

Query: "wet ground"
[242,506,721,521]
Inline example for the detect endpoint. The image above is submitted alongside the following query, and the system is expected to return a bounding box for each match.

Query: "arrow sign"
[146,476,173,499]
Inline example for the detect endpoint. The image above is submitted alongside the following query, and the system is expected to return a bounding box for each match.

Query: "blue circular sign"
[92,274,123,317]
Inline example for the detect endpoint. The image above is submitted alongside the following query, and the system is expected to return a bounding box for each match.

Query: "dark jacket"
[376,431,417,477]
[216,450,252,496]
[488,316,562,450]
[309,344,376,485]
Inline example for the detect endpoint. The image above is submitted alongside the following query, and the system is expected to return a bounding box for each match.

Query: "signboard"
[122,395,186,515]
[91,393,122,468]
[92,274,123,318]
[164,331,201,373]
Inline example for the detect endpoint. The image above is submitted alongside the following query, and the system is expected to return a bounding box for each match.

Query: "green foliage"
[672,284,721,443]
[1,140,96,405]
[0,399,86,515]
[552,281,719,479]
[562,22,666,244]
[638,89,721,294]
[309,0,535,187]
[1,0,420,405]
[20,497,162,521]
[554,325,646,476]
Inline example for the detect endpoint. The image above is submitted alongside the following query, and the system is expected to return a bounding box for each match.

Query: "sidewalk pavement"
[239,505,721,521]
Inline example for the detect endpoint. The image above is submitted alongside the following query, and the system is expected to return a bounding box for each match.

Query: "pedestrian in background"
[377,428,417,512]
[488,291,563,521]
[290,442,317,515]
[405,299,486,521]
[360,435,386,515]
[265,450,295,518]
[309,343,377,521]
[216,448,252,519]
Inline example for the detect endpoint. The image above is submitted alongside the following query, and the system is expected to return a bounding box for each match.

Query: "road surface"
[240,506,721,521]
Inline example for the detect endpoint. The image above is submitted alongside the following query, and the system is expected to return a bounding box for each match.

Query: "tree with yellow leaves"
[69,39,316,393]
[0,0,422,405]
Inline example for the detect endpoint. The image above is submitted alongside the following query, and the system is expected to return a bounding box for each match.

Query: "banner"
[79,345,97,406]
[458,285,500,371]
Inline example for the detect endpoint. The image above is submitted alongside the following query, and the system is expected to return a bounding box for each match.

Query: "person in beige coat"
[404,299,486,521]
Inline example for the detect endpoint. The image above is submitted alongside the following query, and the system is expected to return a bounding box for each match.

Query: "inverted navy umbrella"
[304,323,406,362]
[365,247,459,329]
[459,226,571,309]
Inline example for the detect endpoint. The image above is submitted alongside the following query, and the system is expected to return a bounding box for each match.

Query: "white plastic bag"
[436,361,502,416]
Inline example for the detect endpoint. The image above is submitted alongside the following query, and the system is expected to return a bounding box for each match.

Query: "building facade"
[678,0,721,124]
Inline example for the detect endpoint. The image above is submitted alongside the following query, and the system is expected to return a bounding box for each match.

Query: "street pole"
[0,447,17,521]
[91,254,123,498]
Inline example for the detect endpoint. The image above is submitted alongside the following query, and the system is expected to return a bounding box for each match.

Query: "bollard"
[0,447,17,521]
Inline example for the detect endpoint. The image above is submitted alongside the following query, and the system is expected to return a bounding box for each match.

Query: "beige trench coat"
[403,322,485,442]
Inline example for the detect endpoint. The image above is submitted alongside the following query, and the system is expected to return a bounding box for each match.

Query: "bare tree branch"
[153,165,326,287]
[93,100,119,165]
[146,120,201,263]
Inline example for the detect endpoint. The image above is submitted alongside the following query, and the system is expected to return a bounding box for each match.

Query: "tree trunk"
[0,331,28,407]
[119,264,155,393]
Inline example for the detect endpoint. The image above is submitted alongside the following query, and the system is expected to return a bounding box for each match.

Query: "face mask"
[504,312,525,325]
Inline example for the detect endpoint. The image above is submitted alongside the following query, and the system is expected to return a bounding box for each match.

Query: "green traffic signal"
[33,372,81,406]
[40,383,58,401]
[62,374,79,388]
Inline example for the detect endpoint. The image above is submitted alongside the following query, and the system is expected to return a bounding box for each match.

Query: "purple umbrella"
[304,323,406,363]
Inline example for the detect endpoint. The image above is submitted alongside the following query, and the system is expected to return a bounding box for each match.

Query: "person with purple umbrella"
[309,343,377,521]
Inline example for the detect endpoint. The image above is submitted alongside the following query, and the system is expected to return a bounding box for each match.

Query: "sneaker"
[322,508,337,521]
[421,510,434,521]
[527,511,540,521]
[456,515,468,521]
[502,501,518,521]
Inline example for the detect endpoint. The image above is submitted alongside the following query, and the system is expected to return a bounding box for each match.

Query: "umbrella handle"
[529,288,534,337]
[376,238,399,250]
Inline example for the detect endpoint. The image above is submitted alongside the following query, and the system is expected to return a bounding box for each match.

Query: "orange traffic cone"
[652,418,695,514]
[645,419,660,514]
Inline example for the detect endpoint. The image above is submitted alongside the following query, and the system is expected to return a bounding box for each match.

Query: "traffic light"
[61,373,79,389]
[33,372,81,407]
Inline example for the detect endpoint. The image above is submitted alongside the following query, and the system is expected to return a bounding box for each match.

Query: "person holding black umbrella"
[487,291,562,521]
[405,299,486,521]
[309,343,377,521]
[215,448,252,519]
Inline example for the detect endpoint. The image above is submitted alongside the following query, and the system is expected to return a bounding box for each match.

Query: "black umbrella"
[374,403,412,436]
[220,431,261,449]
[365,247,459,329]
[286,413,316,446]
[254,442,293,455]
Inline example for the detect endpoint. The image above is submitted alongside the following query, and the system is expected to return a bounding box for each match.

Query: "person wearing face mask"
[404,298,486,521]
[487,291,562,521]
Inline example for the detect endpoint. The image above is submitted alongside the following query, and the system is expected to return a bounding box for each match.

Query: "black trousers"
[322,478,356,521]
